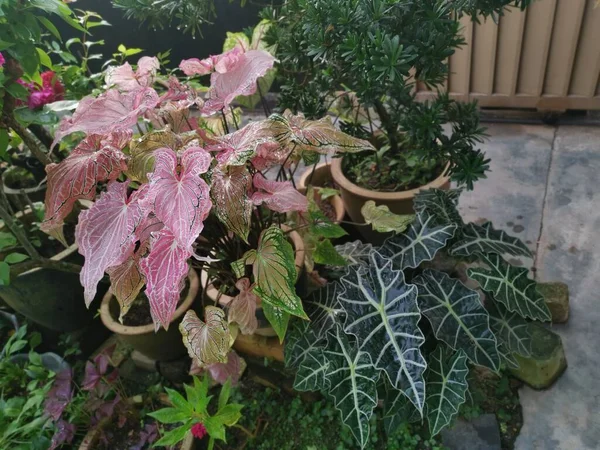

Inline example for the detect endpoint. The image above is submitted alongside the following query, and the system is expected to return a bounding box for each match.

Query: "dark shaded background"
[57,0,265,70]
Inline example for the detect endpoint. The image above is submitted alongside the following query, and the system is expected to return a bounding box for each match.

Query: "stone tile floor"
[458,123,600,450]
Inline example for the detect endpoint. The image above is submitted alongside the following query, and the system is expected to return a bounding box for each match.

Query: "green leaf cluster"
[286,188,552,448]
[149,376,243,449]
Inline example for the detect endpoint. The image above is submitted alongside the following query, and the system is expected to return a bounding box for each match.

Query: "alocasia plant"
[43,48,372,374]
[285,188,553,447]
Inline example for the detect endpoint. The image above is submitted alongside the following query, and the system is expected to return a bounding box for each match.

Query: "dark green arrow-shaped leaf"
[425,346,469,436]
[487,299,533,366]
[414,269,500,371]
[340,251,426,413]
[381,212,456,270]
[450,222,532,258]
[468,253,551,321]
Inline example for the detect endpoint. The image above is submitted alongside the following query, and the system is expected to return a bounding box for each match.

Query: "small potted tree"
[265,0,533,227]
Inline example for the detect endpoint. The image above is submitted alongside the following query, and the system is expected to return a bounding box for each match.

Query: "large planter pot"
[100,268,199,362]
[201,229,304,338]
[331,157,450,238]
[297,162,345,223]
[0,205,100,332]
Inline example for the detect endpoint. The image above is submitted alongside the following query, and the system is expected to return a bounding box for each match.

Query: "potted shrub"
[264,0,532,225]
[41,44,369,372]
[99,268,200,361]
[284,188,562,448]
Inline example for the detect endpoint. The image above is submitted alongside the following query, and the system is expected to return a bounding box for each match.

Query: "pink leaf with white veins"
[227,278,258,335]
[76,181,148,306]
[251,173,308,213]
[41,131,131,236]
[139,229,191,330]
[52,88,159,148]
[106,56,159,91]
[208,120,277,167]
[203,50,276,114]
[141,146,212,248]
[179,48,244,77]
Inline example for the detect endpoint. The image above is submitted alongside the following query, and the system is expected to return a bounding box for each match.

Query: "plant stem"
[230,107,240,131]
[4,116,53,166]
[220,109,230,134]
[306,161,318,185]
[257,82,270,117]
[0,203,40,260]
[10,258,82,278]
[373,99,398,154]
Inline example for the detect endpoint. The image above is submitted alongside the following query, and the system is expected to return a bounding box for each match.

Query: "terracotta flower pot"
[0,206,101,332]
[201,229,304,338]
[100,268,199,362]
[297,161,345,223]
[331,157,450,240]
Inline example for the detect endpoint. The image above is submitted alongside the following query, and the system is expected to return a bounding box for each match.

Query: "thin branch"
[10,258,82,278]
[0,202,41,260]
[4,116,53,166]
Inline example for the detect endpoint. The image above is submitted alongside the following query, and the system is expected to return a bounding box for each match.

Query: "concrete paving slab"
[458,123,555,269]
[516,125,600,450]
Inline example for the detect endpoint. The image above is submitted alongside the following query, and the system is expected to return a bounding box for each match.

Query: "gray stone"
[441,414,501,450]
[509,324,567,389]
[537,281,569,323]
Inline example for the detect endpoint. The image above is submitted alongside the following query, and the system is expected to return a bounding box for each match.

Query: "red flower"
[191,422,207,439]
[17,71,65,110]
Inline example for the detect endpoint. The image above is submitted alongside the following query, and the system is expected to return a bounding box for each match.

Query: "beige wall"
[416,0,600,110]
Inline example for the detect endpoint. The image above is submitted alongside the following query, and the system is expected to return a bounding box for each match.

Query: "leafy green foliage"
[361,201,415,234]
[287,188,551,447]
[267,0,529,191]
[150,376,243,448]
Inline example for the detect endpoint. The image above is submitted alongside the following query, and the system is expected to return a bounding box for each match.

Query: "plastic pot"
[100,268,199,362]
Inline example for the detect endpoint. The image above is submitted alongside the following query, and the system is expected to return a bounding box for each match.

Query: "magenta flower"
[0,52,5,67]
[191,423,207,439]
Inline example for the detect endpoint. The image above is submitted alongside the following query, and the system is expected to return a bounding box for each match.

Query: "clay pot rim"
[330,157,451,201]
[100,268,199,336]
[201,227,305,307]
[297,162,345,223]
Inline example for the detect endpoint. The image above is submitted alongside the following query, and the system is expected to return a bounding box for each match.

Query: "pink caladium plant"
[43,47,374,370]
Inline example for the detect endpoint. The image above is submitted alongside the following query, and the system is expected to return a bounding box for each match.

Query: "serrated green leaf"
[154,423,190,447]
[340,251,426,413]
[468,253,551,321]
[414,269,500,371]
[214,403,243,426]
[165,387,193,414]
[381,212,456,270]
[425,347,469,436]
[218,379,231,411]
[450,222,531,258]
[148,407,190,424]
[250,226,306,320]
[313,239,347,266]
[361,200,415,234]
[203,415,226,442]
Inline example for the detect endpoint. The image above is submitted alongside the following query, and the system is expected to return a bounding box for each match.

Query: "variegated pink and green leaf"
[139,229,192,330]
[211,166,253,243]
[106,246,145,322]
[75,181,148,306]
[267,110,375,155]
[180,307,230,367]
[42,131,131,241]
[226,278,258,336]
[251,173,308,214]
[141,146,212,248]
[240,226,307,326]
